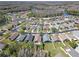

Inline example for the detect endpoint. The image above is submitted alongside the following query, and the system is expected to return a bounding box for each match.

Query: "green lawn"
[43,42,69,57]
[1,39,16,44]
[44,43,57,56]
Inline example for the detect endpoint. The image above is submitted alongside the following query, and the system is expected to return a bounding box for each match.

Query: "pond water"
[64,12,70,16]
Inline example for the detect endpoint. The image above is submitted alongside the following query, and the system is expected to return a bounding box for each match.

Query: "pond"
[64,12,71,17]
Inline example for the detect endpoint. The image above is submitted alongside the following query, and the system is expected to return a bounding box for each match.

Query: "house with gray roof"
[43,34,51,42]
[16,34,27,41]
[9,33,19,40]
[24,34,33,42]
[72,31,79,40]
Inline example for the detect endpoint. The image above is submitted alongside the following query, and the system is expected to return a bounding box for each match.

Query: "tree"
[65,9,79,16]
[0,12,8,26]
[7,24,13,30]
[18,29,25,34]
[52,28,58,33]
[68,39,78,49]
[27,12,35,17]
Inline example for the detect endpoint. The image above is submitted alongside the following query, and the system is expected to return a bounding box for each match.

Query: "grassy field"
[44,43,57,56]
[43,42,69,57]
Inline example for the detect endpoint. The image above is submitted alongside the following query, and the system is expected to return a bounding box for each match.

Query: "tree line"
[65,9,79,16]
